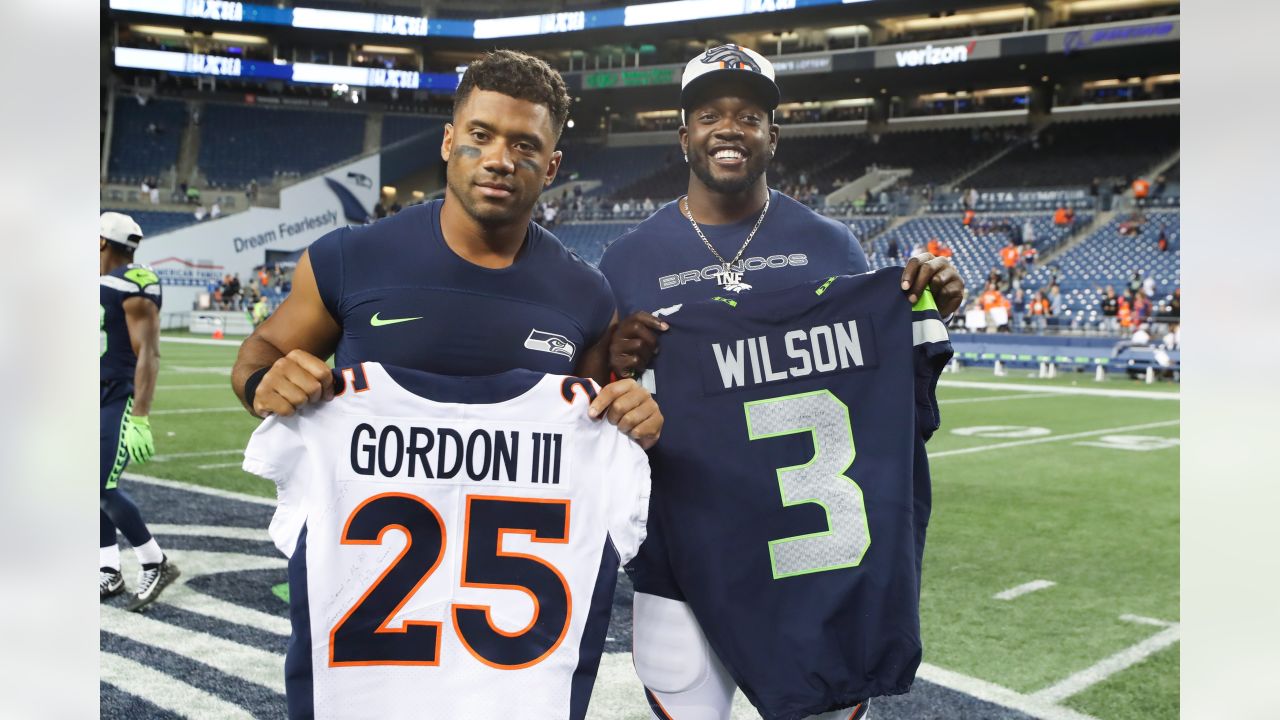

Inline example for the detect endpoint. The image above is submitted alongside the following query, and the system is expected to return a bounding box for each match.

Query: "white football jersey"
[243,363,650,720]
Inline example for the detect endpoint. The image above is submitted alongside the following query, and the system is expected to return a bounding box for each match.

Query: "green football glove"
[123,414,155,465]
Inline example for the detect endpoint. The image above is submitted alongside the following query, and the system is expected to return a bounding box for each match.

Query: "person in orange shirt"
[1053,206,1068,225]
[980,281,1008,332]
[963,209,975,227]
[1000,242,1019,285]
[1132,178,1150,200]
[1028,289,1050,334]
[1116,295,1132,331]
[927,237,942,257]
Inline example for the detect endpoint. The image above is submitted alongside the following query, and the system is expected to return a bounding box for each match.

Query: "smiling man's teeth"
[714,149,744,160]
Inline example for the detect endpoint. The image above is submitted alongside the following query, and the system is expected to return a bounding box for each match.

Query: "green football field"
[142,335,1180,720]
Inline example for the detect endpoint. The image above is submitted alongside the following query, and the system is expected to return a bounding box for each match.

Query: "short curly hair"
[453,50,571,138]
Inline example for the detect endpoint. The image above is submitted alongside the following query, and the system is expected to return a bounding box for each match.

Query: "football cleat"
[100,568,124,599]
[126,556,180,612]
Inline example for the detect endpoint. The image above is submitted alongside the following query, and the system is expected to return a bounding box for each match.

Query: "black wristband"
[243,366,270,409]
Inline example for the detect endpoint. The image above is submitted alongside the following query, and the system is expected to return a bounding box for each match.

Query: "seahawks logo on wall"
[701,44,759,72]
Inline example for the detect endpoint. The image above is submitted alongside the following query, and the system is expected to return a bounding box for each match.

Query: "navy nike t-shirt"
[308,199,614,375]
[599,189,869,317]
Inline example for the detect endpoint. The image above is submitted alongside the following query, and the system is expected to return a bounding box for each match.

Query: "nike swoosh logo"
[370,312,423,327]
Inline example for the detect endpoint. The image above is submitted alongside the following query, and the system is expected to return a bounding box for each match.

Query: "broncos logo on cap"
[700,44,760,73]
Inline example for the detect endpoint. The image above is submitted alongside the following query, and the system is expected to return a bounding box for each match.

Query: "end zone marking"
[101,653,256,720]
[994,579,1056,600]
[1029,620,1181,705]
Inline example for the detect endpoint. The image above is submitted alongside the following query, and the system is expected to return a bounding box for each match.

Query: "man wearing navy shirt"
[600,45,965,720]
[231,50,660,448]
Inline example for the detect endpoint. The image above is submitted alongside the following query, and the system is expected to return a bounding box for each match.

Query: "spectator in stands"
[1000,241,1019,285]
[149,185,160,206]
[963,187,978,210]
[1021,244,1037,269]
[374,202,387,220]
[1132,177,1150,204]
[980,282,1008,333]
[1029,290,1050,334]
[1132,291,1153,327]
[1154,174,1167,196]
[1048,283,1064,319]
[963,208,976,227]
[247,179,259,202]
[1142,273,1157,298]
[389,203,402,215]
[210,201,222,220]
[194,205,206,222]
[642,197,655,214]
[186,185,201,205]
[1053,205,1070,226]
[1116,295,1132,332]
[964,299,987,333]
[1022,218,1036,246]
[543,201,558,228]
[252,295,270,327]
[1162,323,1180,350]
[1157,226,1169,252]
[886,240,901,261]
[1128,269,1143,297]
[1100,285,1119,332]
[1167,288,1180,319]
[1010,287,1026,334]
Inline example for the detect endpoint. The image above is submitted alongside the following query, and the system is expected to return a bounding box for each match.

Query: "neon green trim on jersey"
[272,582,290,603]
[124,267,160,289]
[711,296,737,308]
[911,287,938,313]
[814,276,837,296]
[106,396,133,490]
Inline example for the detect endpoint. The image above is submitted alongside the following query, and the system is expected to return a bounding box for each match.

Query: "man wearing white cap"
[599,44,966,719]
[100,212,180,611]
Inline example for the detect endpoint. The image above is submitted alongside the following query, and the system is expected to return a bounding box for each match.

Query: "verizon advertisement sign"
[876,37,997,69]
[895,40,975,67]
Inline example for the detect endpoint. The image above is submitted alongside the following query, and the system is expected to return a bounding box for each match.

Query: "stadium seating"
[382,114,445,147]
[866,213,1090,294]
[965,116,1178,189]
[553,222,636,266]
[103,209,198,237]
[1022,210,1180,327]
[198,104,366,187]
[107,97,187,185]
[557,142,680,199]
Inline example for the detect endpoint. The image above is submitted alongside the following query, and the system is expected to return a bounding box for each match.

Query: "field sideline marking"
[169,365,232,375]
[101,653,256,720]
[123,473,276,506]
[932,420,1180,458]
[994,579,1056,600]
[1029,622,1181,704]
[153,406,247,415]
[938,380,1178,401]
[150,523,272,542]
[162,336,244,347]
[152,448,244,461]
[158,383,229,390]
[940,392,1058,405]
[199,461,249,470]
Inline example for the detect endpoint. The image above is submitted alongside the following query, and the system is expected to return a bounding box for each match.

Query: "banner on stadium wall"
[1049,19,1179,55]
[134,154,380,321]
[978,188,1089,203]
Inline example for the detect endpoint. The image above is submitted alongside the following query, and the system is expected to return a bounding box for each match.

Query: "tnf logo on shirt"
[525,329,576,360]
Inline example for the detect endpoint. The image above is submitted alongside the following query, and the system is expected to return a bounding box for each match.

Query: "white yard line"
[153,407,247,415]
[162,336,244,347]
[158,383,229,390]
[916,663,1102,720]
[123,473,276,506]
[931,420,1180,458]
[1029,623,1181,705]
[994,579,1056,601]
[1119,614,1176,628]
[198,461,249,470]
[101,605,286,693]
[152,449,244,461]
[101,653,256,720]
[938,380,1178,401]
[940,392,1058,405]
[168,365,232,375]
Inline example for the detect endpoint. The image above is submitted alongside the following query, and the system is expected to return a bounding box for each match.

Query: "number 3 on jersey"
[330,493,571,668]
[745,390,870,579]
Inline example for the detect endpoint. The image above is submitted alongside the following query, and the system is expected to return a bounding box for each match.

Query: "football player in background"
[100,212,181,611]
[599,45,965,719]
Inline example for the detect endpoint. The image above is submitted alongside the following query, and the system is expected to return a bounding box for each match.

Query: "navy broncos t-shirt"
[308,199,614,375]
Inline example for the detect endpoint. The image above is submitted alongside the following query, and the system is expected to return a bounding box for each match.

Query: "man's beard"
[689,151,768,196]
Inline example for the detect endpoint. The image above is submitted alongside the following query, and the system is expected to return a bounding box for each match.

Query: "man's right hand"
[609,311,668,380]
[251,349,334,417]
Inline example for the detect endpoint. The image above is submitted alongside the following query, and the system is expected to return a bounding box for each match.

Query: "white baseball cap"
[680,44,779,114]
[100,211,143,249]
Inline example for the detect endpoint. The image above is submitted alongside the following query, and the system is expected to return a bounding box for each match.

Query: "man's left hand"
[901,253,965,317]
[588,378,662,450]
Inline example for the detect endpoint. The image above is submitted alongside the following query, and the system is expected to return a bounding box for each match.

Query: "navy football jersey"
[598,189,868,318]
[309,200,614,374]
[100,264,162,383]
[646,269,952,719]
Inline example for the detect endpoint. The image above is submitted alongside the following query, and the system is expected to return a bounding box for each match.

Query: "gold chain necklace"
[680,193,770,291]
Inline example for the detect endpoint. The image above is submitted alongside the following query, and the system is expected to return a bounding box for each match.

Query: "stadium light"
[361,45,415,55]
[211,32,269,44]
[567,119,575,128]
[130,24,189,38]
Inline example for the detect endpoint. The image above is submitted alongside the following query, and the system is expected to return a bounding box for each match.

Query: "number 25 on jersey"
[330,493,572,670]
